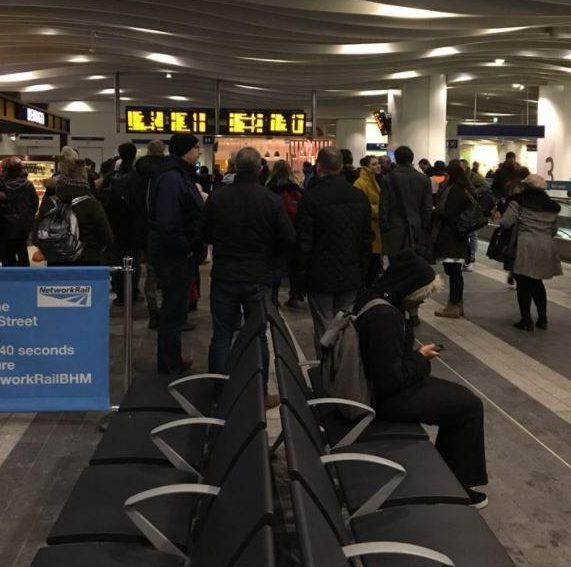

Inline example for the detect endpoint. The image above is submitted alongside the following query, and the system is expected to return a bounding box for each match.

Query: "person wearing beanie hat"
[354,249,489,508]
[147,133,205,375]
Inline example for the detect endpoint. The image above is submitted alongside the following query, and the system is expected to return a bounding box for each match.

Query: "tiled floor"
[2,249,571,566]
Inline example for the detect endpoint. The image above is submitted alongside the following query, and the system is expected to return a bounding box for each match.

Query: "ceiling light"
[427,47,459,57]
[239,57,297,63]
[146,53,183,66]
[120,97,133,101]
[166,73,173,79]
[234,84,269,91]
[373,4,459,18]
[37,28,60,35]
[390,71,419,80]
[128,27,171,36]
[22,84,55,92]
[168,95,189,101]
[449,74,475,83]
[495,58,505,65]
[62,101,95,112]
[493,117,498,123]
[482,27,529,35]
[0,71,37,82]
[338,43,393,55]
[69,55,91,63]
[512,83,525,90]
[87,75,107,80]
[357,89,389,96]
[99,88,124,95]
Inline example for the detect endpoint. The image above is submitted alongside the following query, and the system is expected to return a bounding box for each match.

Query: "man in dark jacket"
[491,151,518,199]
[340,149,359,185]
[0,158,39,266]
[355,249,488,509]
[379,146,433,326]
[148,134,205,375]
[202,147,295,408]
[291,146,372,356]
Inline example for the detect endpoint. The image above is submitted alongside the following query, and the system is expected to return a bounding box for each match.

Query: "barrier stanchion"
[122,256,134,393]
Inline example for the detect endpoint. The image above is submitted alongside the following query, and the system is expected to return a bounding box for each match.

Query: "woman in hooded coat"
[354,249,488,508]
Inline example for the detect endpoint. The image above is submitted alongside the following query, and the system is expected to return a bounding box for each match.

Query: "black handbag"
[486,222,518,270]
[455,190,489,237]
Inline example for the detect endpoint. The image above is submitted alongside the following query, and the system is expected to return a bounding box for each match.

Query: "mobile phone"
[434,344,445,353]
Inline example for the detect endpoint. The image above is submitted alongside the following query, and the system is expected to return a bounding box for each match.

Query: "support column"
[388,74,447,165]
[537,83,571,180]
[335,118,367,162]
[114,72,121,134]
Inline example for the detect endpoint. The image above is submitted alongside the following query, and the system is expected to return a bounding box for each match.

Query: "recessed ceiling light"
[166,73,173,79]
[338,43,393,55]
[87,75,107,80]
[37,28,60,35]
[494,59,506,65]
[374,4,459,18]
[239,57,297,63]
[390,71,419,79]
[120,97,133,101]
[168,95,189,101]
[357,89,389,96]
[234,84,269,91]
[69,56,91,63]
[482,27,529,35]
[0,71,37,82]
[426,47,460,57]
[99,88,124,95]
[128,27,171,36]
[146,53,182,66]
[512,83,525,90]
[450,74,475,83]
[62,101,95,112]
[22,84,55,92]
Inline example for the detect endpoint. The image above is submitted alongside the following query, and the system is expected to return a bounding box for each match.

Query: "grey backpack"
[35,195,91,263]
[320,299,391,420]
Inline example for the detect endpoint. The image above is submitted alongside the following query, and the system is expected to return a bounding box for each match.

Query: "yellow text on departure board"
[127,109,165,133]
[171,111,208,134]
[228,112,265,134]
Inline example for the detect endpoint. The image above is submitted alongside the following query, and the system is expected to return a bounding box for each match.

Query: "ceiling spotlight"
[22,84,55,92]
[99,88,124,95]
[512,83,525,90]
[87,75,106,80]
[494,58,505,65]
[166,73,173,79]
[168,95,189,101]
[69,56,91,63]
[129,27,171,36]
[493,117,498,123]
[62,101,95,112]
[0,71,37,82]
[9,134,16,142]
[146,53,182,66]
[427,47,459,57]
[450,74,475,83]
[389,71,419,80]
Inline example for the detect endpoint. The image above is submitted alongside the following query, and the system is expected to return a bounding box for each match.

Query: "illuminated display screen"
[170,111,209,134]
[22,106,46,126]
[221,110,306,136]
[127,108,166,133]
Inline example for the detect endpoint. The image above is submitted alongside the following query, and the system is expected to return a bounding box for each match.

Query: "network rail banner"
[0,267,110,412]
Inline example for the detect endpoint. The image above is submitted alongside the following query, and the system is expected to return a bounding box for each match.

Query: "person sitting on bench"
[355,249,489,509]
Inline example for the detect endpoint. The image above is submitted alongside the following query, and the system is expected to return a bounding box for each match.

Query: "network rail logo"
[37,285,92,308]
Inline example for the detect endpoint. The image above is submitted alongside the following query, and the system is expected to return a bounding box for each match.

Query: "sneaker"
[265,393,280,411]
[466,488,488,510]
[462,263,474,272]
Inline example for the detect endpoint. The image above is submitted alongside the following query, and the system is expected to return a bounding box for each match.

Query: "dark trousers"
[443,262,464,304]
[514,274,547,323]
[376,376,488,488]
[2,239,29,267]
[208,278,270,391]
[111,243,141,301]
[366,253,382,287]
[153,255,194,374]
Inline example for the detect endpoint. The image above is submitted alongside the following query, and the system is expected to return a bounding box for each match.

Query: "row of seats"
[30,309,277,567]
[266,298,516,566]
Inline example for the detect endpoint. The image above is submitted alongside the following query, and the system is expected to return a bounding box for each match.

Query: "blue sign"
[366,143,388,151]
[0,267,110,412]
[457,124,545,139]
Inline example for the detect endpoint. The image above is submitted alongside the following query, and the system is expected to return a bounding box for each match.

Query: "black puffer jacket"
[135,155,165,245]
[291,174,372,294]
[0,176,39,240]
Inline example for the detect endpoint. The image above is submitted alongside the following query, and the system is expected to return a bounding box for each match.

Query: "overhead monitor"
[170,110,211,134]
[126,108,166,133]
[221,110,306,136]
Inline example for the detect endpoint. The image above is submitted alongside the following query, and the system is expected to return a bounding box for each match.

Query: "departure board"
[126,108,166,133]
[170,111,209,134]
[221,110,306,136]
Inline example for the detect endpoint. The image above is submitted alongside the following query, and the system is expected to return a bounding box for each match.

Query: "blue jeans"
[465,231,478,264]
[208,278,270,389]
[152,255,194,374]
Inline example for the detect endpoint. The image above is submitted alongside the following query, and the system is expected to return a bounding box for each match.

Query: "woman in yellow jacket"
[354,155,382,285]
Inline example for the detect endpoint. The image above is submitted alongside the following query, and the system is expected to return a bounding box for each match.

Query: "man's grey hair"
[317,147,343,175]
[235,147,261,173]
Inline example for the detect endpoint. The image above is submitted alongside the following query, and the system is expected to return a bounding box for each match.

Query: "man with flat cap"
[148,133,205,375]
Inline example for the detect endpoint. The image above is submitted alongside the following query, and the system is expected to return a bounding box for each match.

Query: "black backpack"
[35,195,91,263]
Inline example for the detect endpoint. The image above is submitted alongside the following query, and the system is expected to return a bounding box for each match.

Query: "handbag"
[455,190,489,237]
[486,220,519,270]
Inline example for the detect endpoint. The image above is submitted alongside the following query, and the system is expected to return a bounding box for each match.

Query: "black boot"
[514,319,534,332]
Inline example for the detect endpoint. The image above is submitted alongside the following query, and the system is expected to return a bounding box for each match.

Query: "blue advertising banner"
[0,267,110,412]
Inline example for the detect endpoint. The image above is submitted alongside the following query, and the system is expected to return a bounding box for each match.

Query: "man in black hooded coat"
[354,249,489,508]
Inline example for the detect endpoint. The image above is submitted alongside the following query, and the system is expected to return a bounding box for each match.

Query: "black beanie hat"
[169,134,199,157]
[118,142,137,164]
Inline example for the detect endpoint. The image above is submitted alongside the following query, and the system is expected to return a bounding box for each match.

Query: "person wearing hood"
[135,140,166,330]
[34,158,113,266]
[148,134,206,375]
[354,155,382,285]
[340,149,359,185]
[0,157,39,266]
[500,174,562,331]
[354,249,488,508]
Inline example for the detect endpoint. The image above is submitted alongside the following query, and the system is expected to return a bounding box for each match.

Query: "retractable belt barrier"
[0,257,134,412]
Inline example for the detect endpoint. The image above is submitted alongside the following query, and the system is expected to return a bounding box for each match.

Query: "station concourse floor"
[1,247,571,566]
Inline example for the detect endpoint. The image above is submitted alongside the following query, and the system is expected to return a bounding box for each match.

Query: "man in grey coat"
[379,146,433,325]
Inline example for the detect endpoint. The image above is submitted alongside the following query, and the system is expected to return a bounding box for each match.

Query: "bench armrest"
[344,542,454,566]
[124,483,220,559]
[308,398,376,448]
[168,374,229,416]
[150,417,225,474]
[321,453,406,518]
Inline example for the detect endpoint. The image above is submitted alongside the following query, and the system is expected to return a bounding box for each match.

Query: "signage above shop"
[220,110,306,136]
[22,106,46,126]
[366,143,388,151]
[457,124,545,139]
[0,95,70,135]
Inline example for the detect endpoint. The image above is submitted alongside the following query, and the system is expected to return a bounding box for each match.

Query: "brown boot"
[434,303,462,319]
